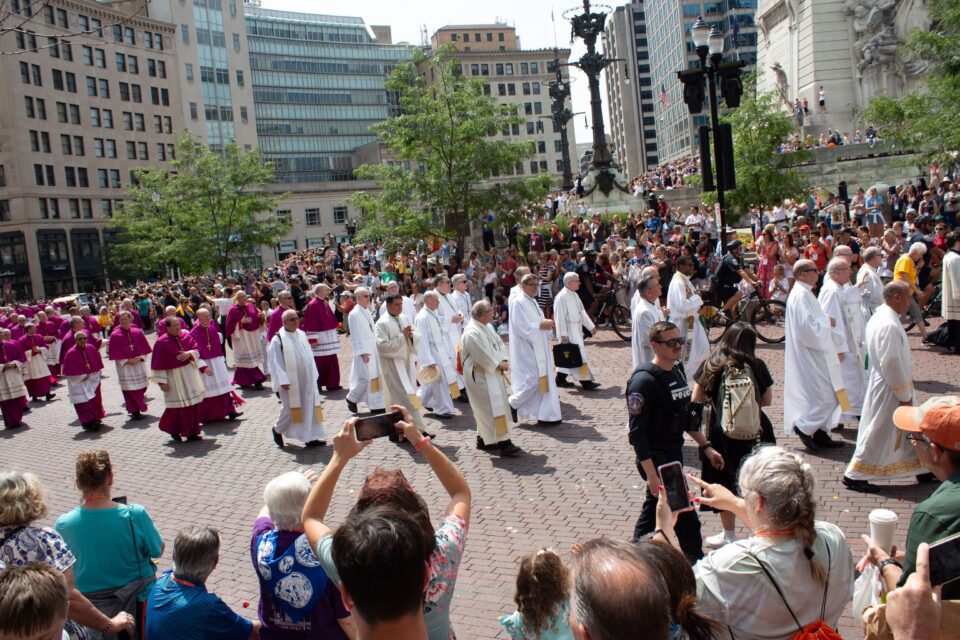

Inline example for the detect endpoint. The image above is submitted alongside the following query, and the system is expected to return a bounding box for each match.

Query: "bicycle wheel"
[702,307,729,344]
[610,304,632,342]
[750,300,787,343]
[901,312,916,333]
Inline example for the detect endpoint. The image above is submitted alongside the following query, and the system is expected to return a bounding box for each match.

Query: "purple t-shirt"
[250,517,350,640]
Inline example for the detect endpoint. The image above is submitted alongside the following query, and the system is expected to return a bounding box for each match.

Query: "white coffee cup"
[869,508,899,553]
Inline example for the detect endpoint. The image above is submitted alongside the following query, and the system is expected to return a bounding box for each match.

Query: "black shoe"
[130,411,144,420]
[31,397,41,403]
[45,393,55,401]
[346,400,358,414]
[187,434,203,442]
[456,393,469,403]
[580,380,600,391]
[5,422,22,429]
[304,440,327,448]
[253,382,264,391]
[434,413,454,420]
[813,429,845,448]
[272,428,284,448]
[477,436,491,451]
[843,476,881,493]
[227,412,242,421]
[555,374,574,388]
[326,386,342,392]
[370,408,386,415]
[917,472,938,484]
[21,407,30,414]
[537,419,562,426]
[510,405,518,422]
[170,434,183,442]
[794,427,819,452]
[498,440,522,457]
[831,424,845,433]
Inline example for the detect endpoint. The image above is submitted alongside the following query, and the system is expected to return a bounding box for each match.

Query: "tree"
[860,0,959,161]
[701,74,811,219]
[109,134,290,278]
[347,44,551,255]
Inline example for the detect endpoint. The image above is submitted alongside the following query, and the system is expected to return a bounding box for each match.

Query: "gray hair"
[563,272,579,285]
[263,472,311,531]
[172,526,220,583]
[281,309,298,321]
[826,257,849,276]
[515,266,532,282]
[738,446,824,583]
[570,538,670,640]
[354,286,371,297]
[471,300,492,319]
[312,284,330,296]
[70,316,84,328]
[862,246,881,262]
[639,273,658,294]
[118,310,133,320]
[521,273,540,285]
[883,279,911,301]
[422,290,439,303]
[909,242,928,256]
[451,273,467,285]
[277,289,293,300]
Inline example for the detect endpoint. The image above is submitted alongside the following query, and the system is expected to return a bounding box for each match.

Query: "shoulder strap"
[747,550,804,632]
[122,505,147,583]
[820,543,832,621]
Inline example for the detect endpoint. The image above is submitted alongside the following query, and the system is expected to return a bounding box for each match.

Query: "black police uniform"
[626,361,703,562]
[715,253,744,304]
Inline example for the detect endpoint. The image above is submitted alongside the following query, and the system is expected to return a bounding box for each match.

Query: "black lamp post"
[677,16,745,254]
[547,51,576,192]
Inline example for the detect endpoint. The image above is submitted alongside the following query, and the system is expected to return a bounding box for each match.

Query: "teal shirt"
[900,471,960,600]
[55,504,163,599]
[498,601,574,640]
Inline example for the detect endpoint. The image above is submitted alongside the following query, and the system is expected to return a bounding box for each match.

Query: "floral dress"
[425,514,468,640]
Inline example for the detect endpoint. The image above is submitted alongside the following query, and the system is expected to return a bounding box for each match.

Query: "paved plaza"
[2,323,957,638]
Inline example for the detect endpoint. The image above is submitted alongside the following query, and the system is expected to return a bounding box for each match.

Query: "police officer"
[626,320,716,562]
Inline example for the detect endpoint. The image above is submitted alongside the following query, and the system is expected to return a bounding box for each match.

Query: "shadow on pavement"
[490,451,556,475]
[164,438,222,457]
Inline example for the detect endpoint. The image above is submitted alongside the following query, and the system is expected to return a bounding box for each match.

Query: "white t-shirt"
[213,297,233,318]
[685,213,705,231]
[695,521,853,640]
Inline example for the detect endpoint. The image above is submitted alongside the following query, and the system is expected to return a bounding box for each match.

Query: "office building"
[244,8,411,184]
[432,24,576,181]
[646,0,758,163]
[0,0,183,299]
[603,3,658,178]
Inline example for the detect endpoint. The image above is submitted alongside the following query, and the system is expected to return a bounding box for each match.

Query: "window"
[86,76,97,96]
[526,122,535,135]
[120,82,130,101]
[531,62,539,74]
[157,143,166,161]
[124,27,135,45]
[487,32,493,41]
[215,68,229,84]
[106,140,117,158]
[49,37,59,58]
[521,62,529,75]
[233,33,241,51]
[189,102,198,120]
[66,72,76,93]
[239,106,247,123]
[534,102,542,115]
[0,201,9,222]
[69,104,79,124]
[61,134,72,155]
[29,131,39,152]
[19,62,28,84]
[163,116,172,133]
[181,25,190,44]
[524,103,532,115]
[236,70,244,87]
[507,84,516,96]
[539,160,548,172]
[126,55,137,74]
[305,208,320,226]
[110,169,120,188]
[65,168,76,188]
[99,78,109,98]
[122,111,133,130]
[103,109,113,129]
[157,61,166,78]
[116,53,126,72]
[113,25,122,42]
[93,48,105,68]
[93,138,104,157]
[45,165,55,186]
[496,63,504,75]
[82,199,92,218]
[498,84,506,96]
[82,45,93,65]
[53,69,64,91]
[537,141,546,154]
[522,82,530,95]
[333,206,347,224]
[480,64,489,76]
[0,166,5,188]
[36,99,46,120]
[43,5,54,24]
[150,87,159,105]
[101,199,112,217]
[56,7,67,27]
[97,168,108,188]
[126,141,136,159]
[61,42,72,61]
[77,168,88,187]
[530,161,539,174]
[532,82,541,95]
[451,33,458,41]
[511,123,519,135]
[25,97,34,118]
[132,85,141,103]
[74,137,85,156]
[229,0,236,14]
[57,102,71,122]
[134,114,144,131]
[276,209,291,222]
[91,18,102,38]
[90,107,100,127]
[498,32,505,41]
[145,31,154,49]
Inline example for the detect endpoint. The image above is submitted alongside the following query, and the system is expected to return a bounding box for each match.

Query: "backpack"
[716,363,762,440]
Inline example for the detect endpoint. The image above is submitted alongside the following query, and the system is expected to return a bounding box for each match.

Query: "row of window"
[276,206,348,226]
[449,31,507,43]
[180,25,241,51]
[188,102,249,123]
[469,61,542,77]
[39,197,120,220]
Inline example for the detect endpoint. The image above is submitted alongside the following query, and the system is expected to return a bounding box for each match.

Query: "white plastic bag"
[852,564,883,615]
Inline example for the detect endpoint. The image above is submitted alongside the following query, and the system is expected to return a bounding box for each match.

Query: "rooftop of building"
[434,23,515,31]
[243,7,366,25]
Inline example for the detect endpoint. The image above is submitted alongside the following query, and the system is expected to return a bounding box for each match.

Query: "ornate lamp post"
[546,50,579,192]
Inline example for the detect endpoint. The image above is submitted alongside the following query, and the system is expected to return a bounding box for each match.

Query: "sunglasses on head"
[653,337,686,348]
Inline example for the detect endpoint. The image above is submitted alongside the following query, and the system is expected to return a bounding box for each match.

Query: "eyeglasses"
[653,337,686,348]
[905,432,932,446]
[795,268,817,276]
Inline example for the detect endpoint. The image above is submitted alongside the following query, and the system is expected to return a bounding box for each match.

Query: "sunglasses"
[905,432,932,446]
[653,337,686,348]
[795,268,817,275]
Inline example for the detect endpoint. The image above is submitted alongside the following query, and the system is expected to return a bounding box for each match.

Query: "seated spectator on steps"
[145,526,259,640]
[55,450,164,637]
[303,409,471,640]
[252,470,354,639]
[0,471,135,640]
[0,562,70,640]
[569,538,672,640]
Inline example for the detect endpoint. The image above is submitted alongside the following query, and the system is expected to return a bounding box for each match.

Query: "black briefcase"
[552,343,584,368]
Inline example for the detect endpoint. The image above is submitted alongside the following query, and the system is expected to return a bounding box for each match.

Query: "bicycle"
[699,286,787,344]
[589,284,632,342]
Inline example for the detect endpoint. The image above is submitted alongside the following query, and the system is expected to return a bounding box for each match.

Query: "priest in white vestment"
[843,280,922,491]
[666,256,709,376]
[461,300,520,456]
[508,274,562,425]
[856,247,885,318]
[268,309,327,449]
[942,233,960,354]
[784,259,846,451]
[377,281,417,327]
[553,272,599,390]
[632,273,665,371]
[346,287,386,414]
[819,257,868,425]
[450,274,473,339]
[435,274,467,398]
[415,291,460,419]
[376,292,431,436]
[630,267,660,314]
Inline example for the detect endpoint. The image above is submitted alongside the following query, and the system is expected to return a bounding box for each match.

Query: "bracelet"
[414,435,432,452]
[698,442,713,452]
[100,619,113,634]
[878,558,902,574]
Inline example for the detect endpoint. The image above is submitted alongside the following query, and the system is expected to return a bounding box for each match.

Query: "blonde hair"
[738,446,825,583]
[0,471,47,526]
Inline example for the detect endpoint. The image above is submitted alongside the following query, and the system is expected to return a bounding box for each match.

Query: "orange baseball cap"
[894,395,960,451]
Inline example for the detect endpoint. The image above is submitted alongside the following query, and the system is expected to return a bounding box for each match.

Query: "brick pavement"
[1,322,957,639]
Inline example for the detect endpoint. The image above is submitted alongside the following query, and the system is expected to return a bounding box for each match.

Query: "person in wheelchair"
[713,239,760,321]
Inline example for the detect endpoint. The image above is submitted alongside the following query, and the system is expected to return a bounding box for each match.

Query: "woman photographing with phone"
[302,406,471,640]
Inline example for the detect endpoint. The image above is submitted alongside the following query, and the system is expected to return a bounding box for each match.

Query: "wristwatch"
[878,557,902,574]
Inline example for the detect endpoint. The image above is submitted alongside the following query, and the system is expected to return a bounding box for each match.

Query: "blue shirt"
[146,570,253,640]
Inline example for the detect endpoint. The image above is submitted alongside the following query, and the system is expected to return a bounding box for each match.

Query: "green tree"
[109,134,290,277]
[347,44,551,255]
[701,74,810,219]
[860,0,959,161]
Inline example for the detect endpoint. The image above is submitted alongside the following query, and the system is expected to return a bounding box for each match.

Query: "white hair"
[451,273,467,285]
[262,472,311,531]
[281,309,298,321]
[423,290,439,303]
[354,286,371,297]
[826,257,849,276]
[563,272,579,285]
[909,242,928,256]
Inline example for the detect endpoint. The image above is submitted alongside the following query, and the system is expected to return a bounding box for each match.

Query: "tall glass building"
[244,9,412,183]
[645,0,758,163]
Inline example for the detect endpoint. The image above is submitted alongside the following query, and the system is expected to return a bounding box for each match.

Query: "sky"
[258,0,611,144]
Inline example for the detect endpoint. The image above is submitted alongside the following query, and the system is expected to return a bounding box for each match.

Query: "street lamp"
[677,16,746,254]
[545,50,580,191]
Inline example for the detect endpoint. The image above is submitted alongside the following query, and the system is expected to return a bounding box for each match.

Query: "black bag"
[552,343,584,368]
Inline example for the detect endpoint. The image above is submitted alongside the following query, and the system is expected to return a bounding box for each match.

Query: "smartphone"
[111,496,128,505]
[657,462,693,513]
[928,531,960,587]
[355,411,403,441]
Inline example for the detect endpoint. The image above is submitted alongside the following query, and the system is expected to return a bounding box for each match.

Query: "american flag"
[659,83,671,107]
